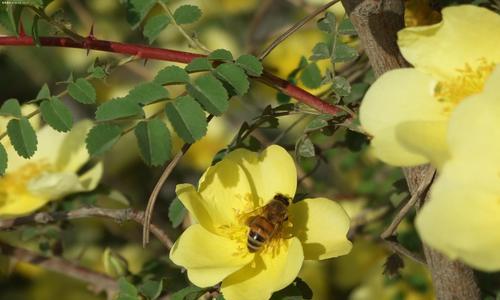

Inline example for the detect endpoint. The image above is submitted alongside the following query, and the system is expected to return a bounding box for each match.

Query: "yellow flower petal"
[225,145,297,206]
[197,157,256,227]
[447,65,500,161]
[78,162,103,191]
[290,198,352,260]
[0,191,50,217]
[398,5,500,78]
[221,238,303,300]
[170,224,253,287]
[416,66,500,271]
[396,120,449,168]
[176,183,220,233]
[55,120,93,173]
[416,167,500,271]
[360,68,446,166]
[27,172,84,199]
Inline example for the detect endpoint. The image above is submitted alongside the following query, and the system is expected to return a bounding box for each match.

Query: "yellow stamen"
[0,161,52,206]
[434,59,495,111]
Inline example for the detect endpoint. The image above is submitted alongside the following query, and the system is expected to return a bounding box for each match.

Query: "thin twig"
[383,239,426,265]
[0,206,174,249]
[381,168,435,239]
[142,143,192,246]
[157,1,210,53]
[31,7,85,42]
[0,241,118,295]
[258,0,341,60]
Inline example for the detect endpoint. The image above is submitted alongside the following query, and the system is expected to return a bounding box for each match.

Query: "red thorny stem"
[0,35,342,115]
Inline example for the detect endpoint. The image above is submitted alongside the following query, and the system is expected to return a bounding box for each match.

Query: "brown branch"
[0,206,173,250]
[381,168,435,239]
[258,0,341,60]
[384,239,426,265]
[0,35,341,115]
[0,241,118,295]
[341,0,481,298]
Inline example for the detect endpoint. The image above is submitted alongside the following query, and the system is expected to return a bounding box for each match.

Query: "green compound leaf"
[36,84,51,100]
[126,0,156,29]
[143,14,170,44]
[68,78,96,104]
[95,98,144,121]
[7,117,38,159]
[208,49,233,62]
[0,98,22,117]
[165,95,208,144]
[214,63,249,96]
[139,279,163,300]
[173,4,202,25]
[86,123,122,157]
[154,65,190,85]
[0,143,7,176]
[117,277,140,300]
[185,57,212,73]
[331,76,351,96]
[305,114,333,132]
[40,97,73,132]
[134,119,172,166]
[297,136,315,158]
[236,54,263,76]
[338,18,357,35]
[187,74,228,116]
[309,42,331,61]
[300,63,322,89]
[317,11,336,33]
[126,82,169,105]
[168,197,186,228]
[170,286,205,300]
[333,42,358,63]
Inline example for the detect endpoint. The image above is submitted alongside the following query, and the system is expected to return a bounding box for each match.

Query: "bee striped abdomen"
[247,216,274,253]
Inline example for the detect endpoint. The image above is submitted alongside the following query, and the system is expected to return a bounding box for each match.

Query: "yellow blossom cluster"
[359,5,500,270]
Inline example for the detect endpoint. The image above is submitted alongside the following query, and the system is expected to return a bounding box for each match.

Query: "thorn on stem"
[143,58,148,66]
[88,23,95,39]
[18,22,26,38]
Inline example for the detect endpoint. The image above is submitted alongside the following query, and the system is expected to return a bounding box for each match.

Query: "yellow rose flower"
[359,5,500,168]
[0,119,103,217]
[169,145,352,300]
[415,66,500,271]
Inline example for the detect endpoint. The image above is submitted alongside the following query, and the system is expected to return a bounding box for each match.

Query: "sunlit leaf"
[187,74,228,115]
[86,123,122,156]
[214,63,249,96]
[68,78,96,104]
[134,119,172,166]
[165,95,207,143]
[154,65,190,85]
[7,117,37,158]
[208,49,233,62]
[236,54,263,76]
[0,98,22,117]
[173,5,202,25]
[40,96,73,132]
[95,98,144,121]
[143,15,170,44]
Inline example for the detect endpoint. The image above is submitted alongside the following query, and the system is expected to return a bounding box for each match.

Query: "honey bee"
[246,194,290,253]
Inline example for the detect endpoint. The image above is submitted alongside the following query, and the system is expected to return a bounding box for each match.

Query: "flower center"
[434,59,495,112]
[0,161,52,204]
[218,197,293,258]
